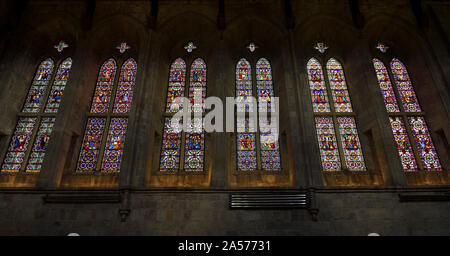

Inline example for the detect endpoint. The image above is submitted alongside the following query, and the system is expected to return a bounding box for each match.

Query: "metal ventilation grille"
[230,193,308,209]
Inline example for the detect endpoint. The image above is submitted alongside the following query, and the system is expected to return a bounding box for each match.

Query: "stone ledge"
[398,193,450,202]
[43,193,122,204]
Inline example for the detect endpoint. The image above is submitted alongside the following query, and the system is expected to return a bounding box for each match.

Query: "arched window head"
[22,58,55,113]
[372,58,400,113]
[113,58,137,114]
[44,57,73,113]
[189,58,206,113]
[307,58,330,113]
[326,58,353,113]
[166,58,186,113]
[90,58,117,114]
[390,58,421,113]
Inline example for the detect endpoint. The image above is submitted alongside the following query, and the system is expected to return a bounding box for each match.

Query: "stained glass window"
[372,59,399,113]
[183,58,207,172]
[389,116,418,171]
[76,118,106,172]
[326,58,353,113]
[256,58,281,171]
[160,117,182,171]
[22,59,55,113]
[314,117,340,171]
[189,58,206,113]
[166,58,186,113]
[113,58,137,114]
[159,58,207,172]
[336,117,366,171]
[236,58,253,104]
[25,117,55,172]
[372,58,442,172]
[90,58,117,114]
[237,117,257,171]
[408,117,441,170]
[390,59,421,113]
[101,118,128,172]
[307,58,366,171]
[184,118,204,172]
[1,57,73,173]
[307,58,330,113]
[236,58,257,171]
[44,58,73,113]
[1,118,37,172]
[76,58,136,173]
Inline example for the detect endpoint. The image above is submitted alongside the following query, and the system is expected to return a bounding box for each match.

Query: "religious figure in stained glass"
[114,58,137,114]
[90,59,117,114]
[314,117,341,171]
[1,118,37,172]
[166,58,186,113]
[307,58,330,113]
[22,59,55,113]
[101,118,128,172]
[45,58,73,113]
[160,117,182,171]
[26,117,55,172]
[326,58,353,113]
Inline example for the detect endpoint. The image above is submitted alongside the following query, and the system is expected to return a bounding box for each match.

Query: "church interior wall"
[0,0,448,235]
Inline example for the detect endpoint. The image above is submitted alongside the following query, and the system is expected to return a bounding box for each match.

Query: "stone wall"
[0,188,449,235]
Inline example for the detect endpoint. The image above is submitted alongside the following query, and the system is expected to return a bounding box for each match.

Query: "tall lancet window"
[1,57,73,173]
[236,58,257,170]
[256,58,281,171]
[372,58,441,171]
[307,58,366,171]
[235,58,281,171]
[184,58,206,172]
[76,58,137,173]
[159,58,207,172]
